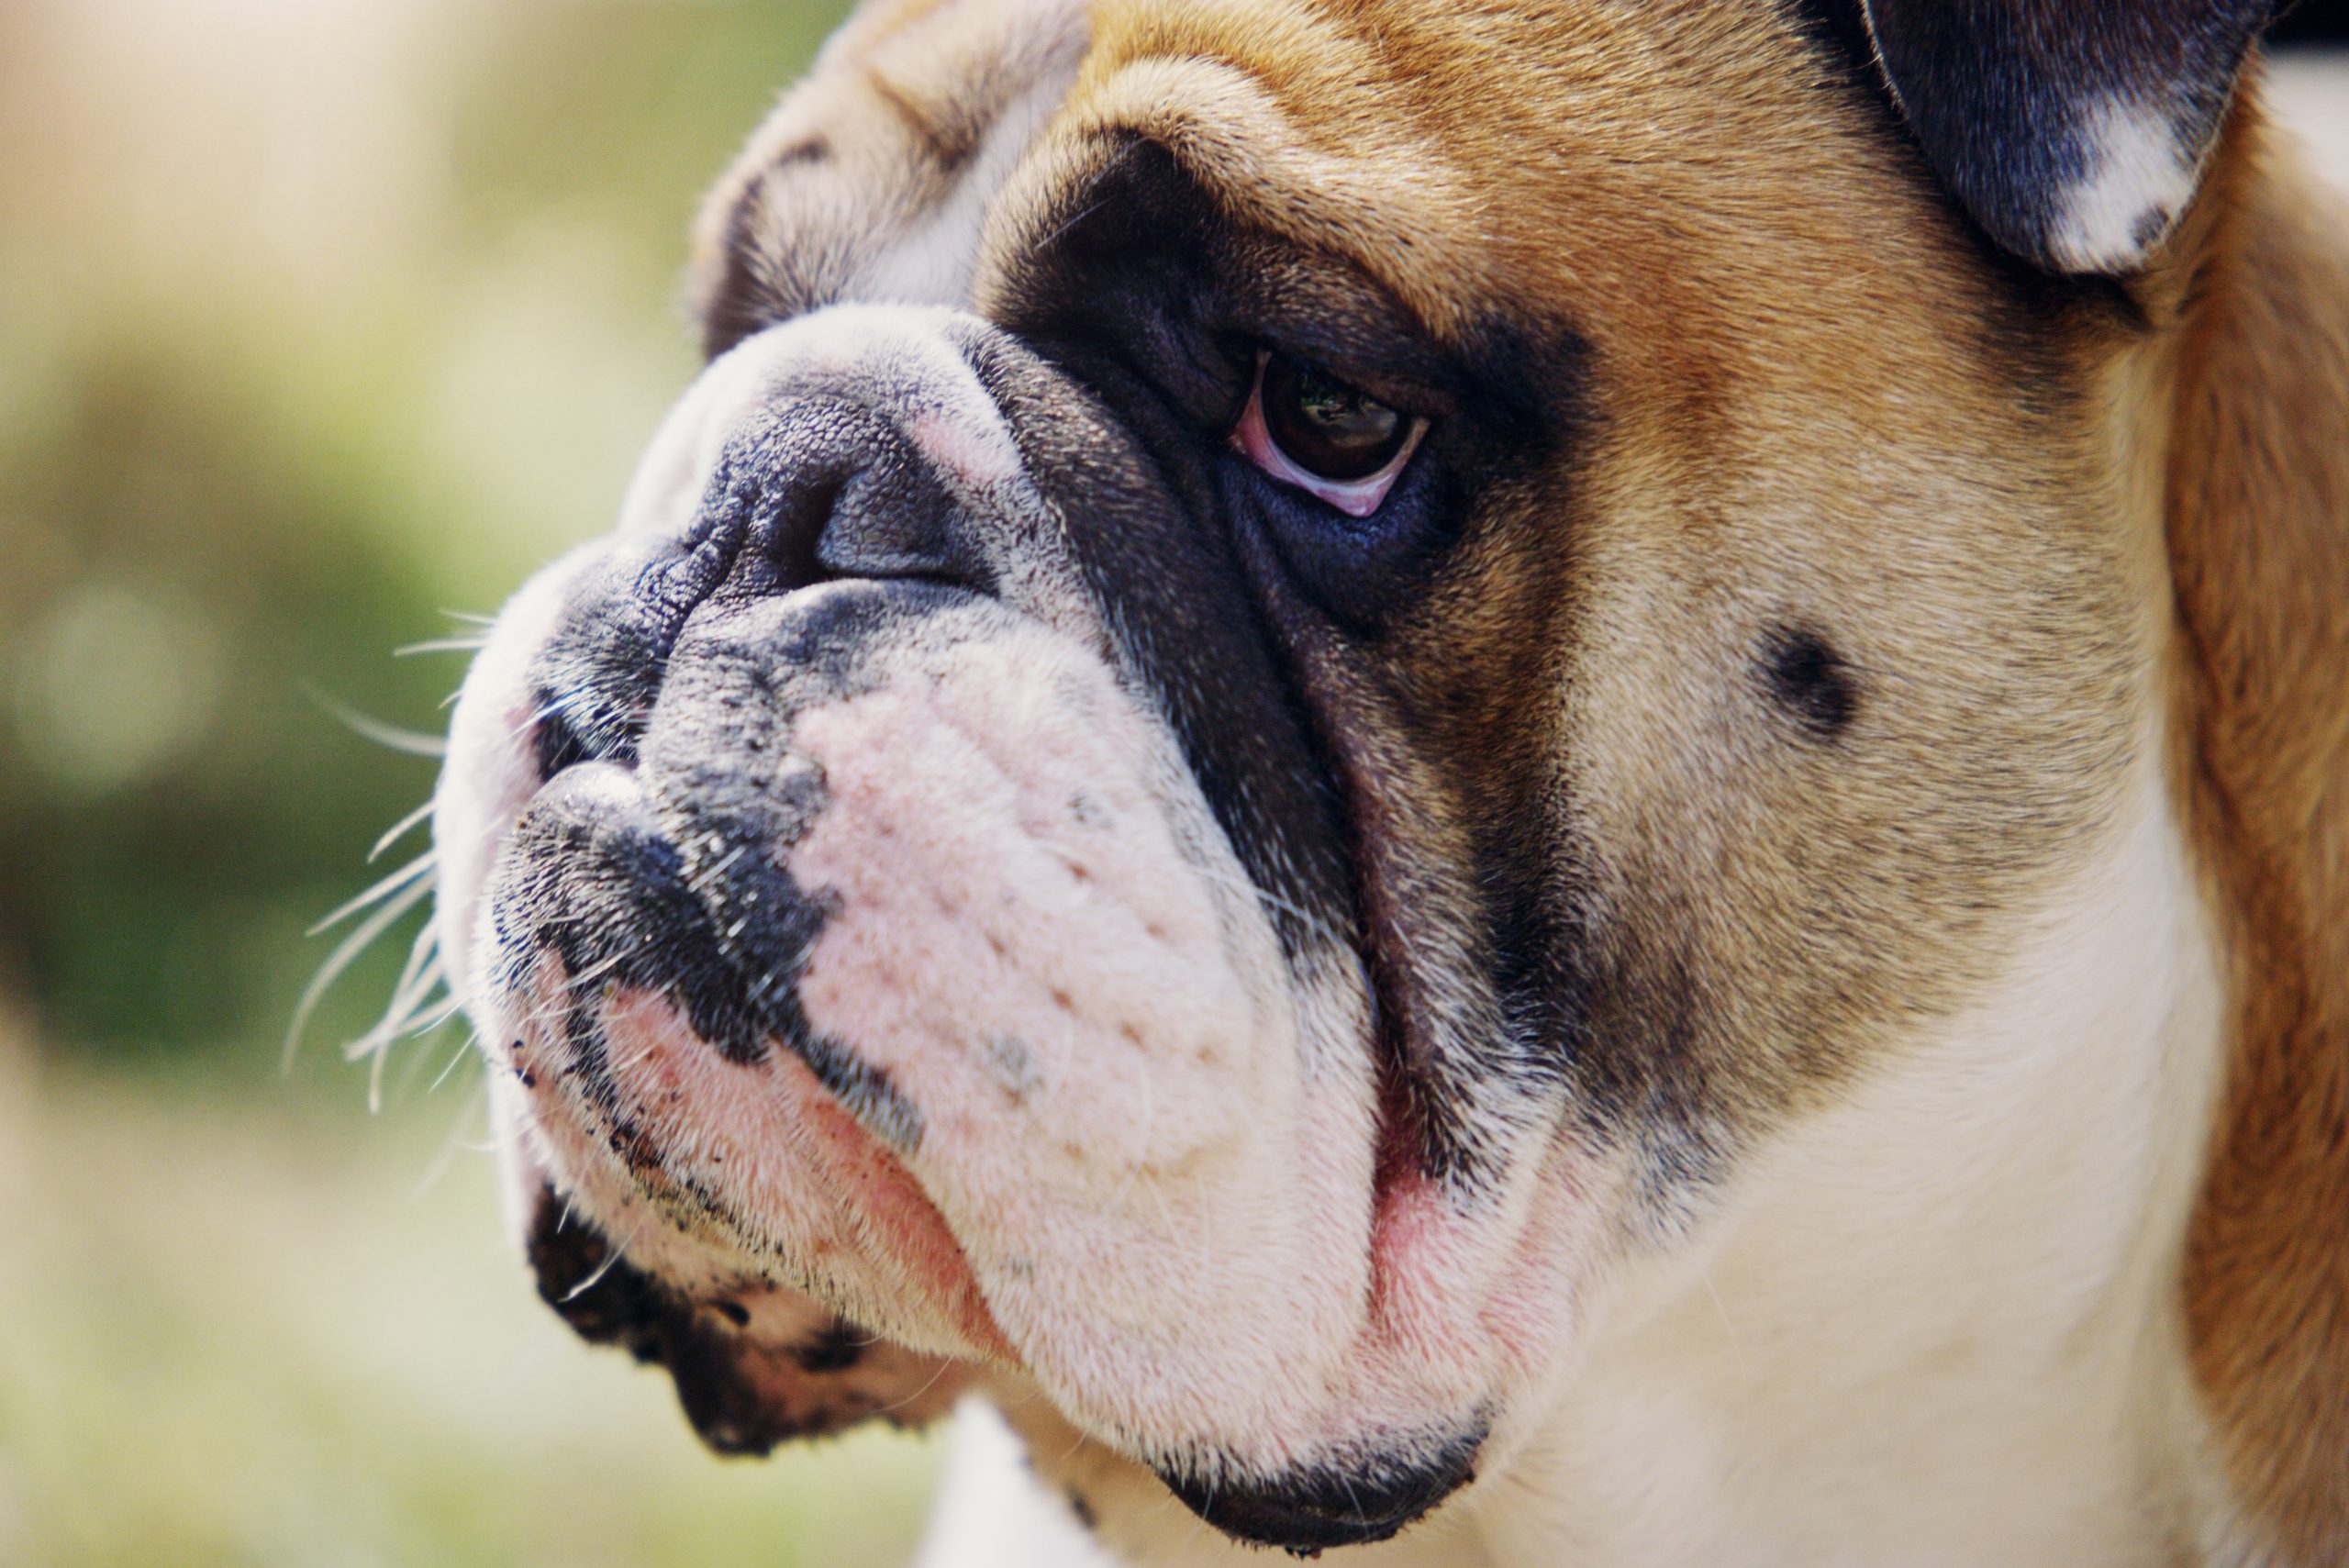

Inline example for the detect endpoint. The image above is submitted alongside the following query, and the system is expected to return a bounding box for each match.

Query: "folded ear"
[1861,0,2272,274]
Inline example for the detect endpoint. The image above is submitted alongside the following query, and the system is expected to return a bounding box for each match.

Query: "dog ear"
[1858,0,2272,274]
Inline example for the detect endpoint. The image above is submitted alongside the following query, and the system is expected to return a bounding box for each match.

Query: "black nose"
[523,394,998,781]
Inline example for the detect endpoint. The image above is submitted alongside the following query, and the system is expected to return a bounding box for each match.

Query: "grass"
[0,1037,941,1568]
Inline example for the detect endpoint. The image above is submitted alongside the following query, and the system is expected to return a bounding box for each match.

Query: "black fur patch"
[525,1188,802,1455]
[2273,2,2349,46]
[790,1318,866,1373]
[487,760,922,1154]
[1760,625,1859,739]
[1159,1421,1486,1554]
[1834,0,2267,273]
[1778,0,1879,91]
[983,143,1589,1187]
[953,317,1364,969]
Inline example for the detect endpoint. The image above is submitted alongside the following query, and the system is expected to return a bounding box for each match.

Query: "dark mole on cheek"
[1759,625,1860,740]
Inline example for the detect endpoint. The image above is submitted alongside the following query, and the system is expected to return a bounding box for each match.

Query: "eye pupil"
[1262,352,1409,482]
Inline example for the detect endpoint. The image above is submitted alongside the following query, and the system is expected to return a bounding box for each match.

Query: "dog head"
[432,0,2274,1552]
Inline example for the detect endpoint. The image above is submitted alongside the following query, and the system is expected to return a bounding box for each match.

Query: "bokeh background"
[0,2,968,1564]
[0,3,2344,1566]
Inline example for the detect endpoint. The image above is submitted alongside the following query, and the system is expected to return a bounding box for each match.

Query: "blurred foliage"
[0,0,850,1065]
[0,1053,936,1567]
[0,5,959,1565]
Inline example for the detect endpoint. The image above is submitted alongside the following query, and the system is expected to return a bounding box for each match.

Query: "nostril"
[753,470,842,591]
[711,394,987,592]
[710,398,994,595]
[807,440,992,591]
[521,526,745,782]
[521,392,1001,787]
[532,709,592,783]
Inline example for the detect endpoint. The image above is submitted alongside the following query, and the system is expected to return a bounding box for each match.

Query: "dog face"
[432,0,2267,1552]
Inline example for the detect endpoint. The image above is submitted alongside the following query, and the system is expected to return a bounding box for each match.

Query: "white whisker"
[351,986,461,1075]
[368,1029,392,1112]
[875,1352,958,1418]
[372,921,443,1035]
[308,687,450,758]
[351,951,460,1112]
[284,873,435,1071]
[559,951,629,995]
[1100,1030,1160,1228]
[562,1206,654,1303]
[308,851,435,937]
[412,1078,491,1199]
[424,1014,479,1093]
[368,798,438,864]
[1193,861,1357,955]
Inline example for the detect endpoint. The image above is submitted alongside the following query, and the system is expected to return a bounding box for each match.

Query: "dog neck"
[1484,741,2225,1568]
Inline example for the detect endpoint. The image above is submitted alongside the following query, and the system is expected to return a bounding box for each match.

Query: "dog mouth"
[432,306,1587,1551]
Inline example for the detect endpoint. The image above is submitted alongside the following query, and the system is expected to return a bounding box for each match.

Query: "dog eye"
[1232,350,1427,517]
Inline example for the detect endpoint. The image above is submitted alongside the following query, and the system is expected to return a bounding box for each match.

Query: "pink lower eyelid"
[1231,388,1418,519]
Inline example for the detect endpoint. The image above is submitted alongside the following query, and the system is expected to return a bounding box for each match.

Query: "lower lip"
[507,968,1018,1365]
[754,1044,1018,1361]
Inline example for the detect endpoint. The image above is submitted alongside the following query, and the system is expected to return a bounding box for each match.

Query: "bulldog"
[427,1,2349,1562]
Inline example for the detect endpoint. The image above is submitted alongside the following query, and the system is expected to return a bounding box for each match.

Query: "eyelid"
[1230,352,1429,518]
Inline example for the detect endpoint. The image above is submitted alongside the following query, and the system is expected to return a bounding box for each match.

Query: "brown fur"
[2161,83,2349,1565]
[690,0,1085,357]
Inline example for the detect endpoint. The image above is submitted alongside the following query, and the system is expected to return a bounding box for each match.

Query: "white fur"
[973,724,2228,1568]
[2050,95,2200,273]
[1483,749,2225,1566]
[857,15,1087,308]
[918,1399,1118,1568]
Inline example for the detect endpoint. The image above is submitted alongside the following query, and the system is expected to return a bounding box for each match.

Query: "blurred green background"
[0,1,960,1563]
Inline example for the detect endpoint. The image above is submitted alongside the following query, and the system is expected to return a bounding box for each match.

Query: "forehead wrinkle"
[994,47,1501,340]
[1048,0,1987,350]
[982,0,1837,356]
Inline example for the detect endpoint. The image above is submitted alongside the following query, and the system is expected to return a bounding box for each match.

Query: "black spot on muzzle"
[1759,623,1860,740]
